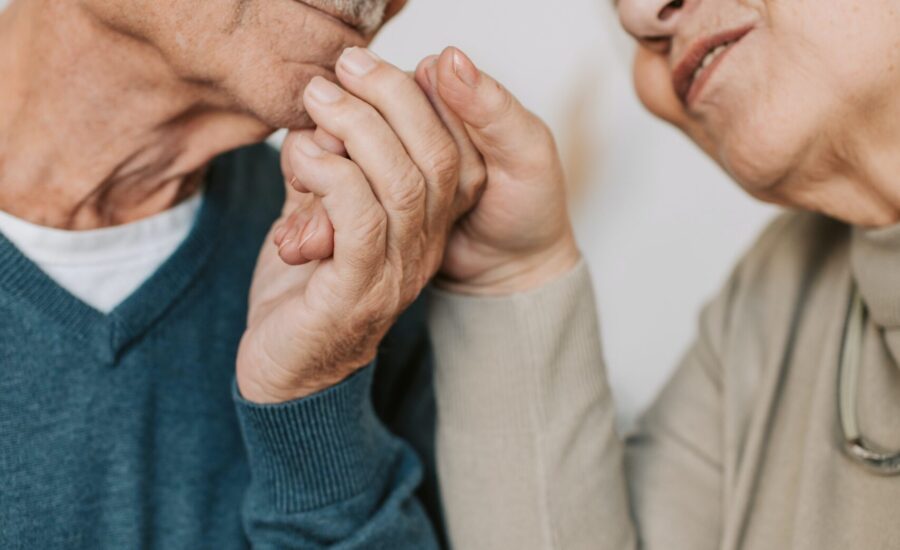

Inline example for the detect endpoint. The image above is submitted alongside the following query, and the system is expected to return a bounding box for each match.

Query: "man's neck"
[0,1,272,229]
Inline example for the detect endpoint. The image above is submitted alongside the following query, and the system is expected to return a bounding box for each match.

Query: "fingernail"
[340,47,380,77]
[279,223,302,254]
[297,229,318,257]
[306,77,344,104]
[451,48,480,88]
[296,134,325,158]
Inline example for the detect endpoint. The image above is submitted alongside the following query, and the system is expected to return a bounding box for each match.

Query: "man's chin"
[263,108,316,133]
[232,75,322,132]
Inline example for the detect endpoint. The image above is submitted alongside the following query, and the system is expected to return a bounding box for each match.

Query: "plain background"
[3,0,777,428]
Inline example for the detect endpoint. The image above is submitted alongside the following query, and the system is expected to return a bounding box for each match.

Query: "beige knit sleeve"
[427,261,636,550]
[428,259,730,550]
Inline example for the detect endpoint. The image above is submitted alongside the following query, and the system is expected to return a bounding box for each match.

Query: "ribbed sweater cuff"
[234,365,394,512]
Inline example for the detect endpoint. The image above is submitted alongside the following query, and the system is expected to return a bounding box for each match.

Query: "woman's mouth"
[673,25,754,108]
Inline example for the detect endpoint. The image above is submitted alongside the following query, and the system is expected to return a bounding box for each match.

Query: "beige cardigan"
[427,212,900,550]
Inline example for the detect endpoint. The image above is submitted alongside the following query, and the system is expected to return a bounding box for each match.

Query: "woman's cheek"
[632,48,718,165]
[632,47,686,127]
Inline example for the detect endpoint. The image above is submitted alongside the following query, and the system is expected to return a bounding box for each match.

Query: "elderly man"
[0,0,583,547]
[0,0,441,546]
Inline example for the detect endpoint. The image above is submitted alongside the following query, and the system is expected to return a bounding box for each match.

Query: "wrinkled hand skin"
[274,47,581,297]
[236,47,485,404]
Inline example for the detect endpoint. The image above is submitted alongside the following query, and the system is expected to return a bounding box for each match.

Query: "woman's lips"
[672,25,754,108]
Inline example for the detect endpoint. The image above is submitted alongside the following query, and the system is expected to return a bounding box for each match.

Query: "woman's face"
[617,0,900,214]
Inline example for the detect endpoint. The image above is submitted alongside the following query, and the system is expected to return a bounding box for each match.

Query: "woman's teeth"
[693,42,731,82]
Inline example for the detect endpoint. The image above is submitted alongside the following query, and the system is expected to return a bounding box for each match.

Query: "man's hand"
[237,48,483,403]
[426,47,581,295]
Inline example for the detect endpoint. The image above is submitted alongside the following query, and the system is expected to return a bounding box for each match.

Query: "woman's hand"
[237,48,483,403]
[427,47,581,295]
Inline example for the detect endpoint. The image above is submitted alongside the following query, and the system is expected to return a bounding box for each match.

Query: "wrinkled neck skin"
[773,97,900,229]
[0,1,271,229]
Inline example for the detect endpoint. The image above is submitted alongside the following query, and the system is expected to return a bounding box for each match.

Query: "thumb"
[434,47,557,176]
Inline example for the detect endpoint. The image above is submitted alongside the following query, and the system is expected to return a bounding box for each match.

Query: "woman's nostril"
[659,0,684,21]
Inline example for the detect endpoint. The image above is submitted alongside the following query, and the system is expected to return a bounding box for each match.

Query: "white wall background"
[1,0,776,427]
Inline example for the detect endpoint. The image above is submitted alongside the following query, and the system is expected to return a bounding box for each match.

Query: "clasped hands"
[237,46,580,404]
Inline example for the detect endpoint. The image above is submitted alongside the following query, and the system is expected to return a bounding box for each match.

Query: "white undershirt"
[0,195,203,313]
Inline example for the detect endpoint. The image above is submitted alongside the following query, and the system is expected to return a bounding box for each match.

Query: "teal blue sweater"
[0,144,445,549]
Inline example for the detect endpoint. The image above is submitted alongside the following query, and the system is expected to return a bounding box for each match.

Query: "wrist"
[235,373,352,405]
[236,371,353,404]
[236,336,373,404]
[437,238,581,296]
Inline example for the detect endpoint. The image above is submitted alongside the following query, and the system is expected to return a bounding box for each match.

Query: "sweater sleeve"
[428,259,729,550]
[233,365,440,550]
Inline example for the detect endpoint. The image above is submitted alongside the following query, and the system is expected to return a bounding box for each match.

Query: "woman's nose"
[618,0,685,51]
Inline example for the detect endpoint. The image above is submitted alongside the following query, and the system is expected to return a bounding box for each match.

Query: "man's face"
[79,0,407,129]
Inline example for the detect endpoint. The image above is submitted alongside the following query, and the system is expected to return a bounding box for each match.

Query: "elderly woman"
[388,0,900,548]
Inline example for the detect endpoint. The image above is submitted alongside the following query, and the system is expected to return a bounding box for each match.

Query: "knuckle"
[385,166,426,211]
[460,163,488,201]
[356,207,388,243]
[381,71,415,98]
[422,140,461,188]
[338,100,382,132]
[370,67,420,104]
[482,81,517,125]
[332,158,363,182]
[519,117,560,170]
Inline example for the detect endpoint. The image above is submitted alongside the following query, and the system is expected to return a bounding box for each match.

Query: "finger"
[280,131,312,211]
[314,127,347,157]
[415,55,487,219]
[286,133,387,287]
[303,76,427,256]
[279,131,336,265]
[335,48,460,237]
[275,196,335,266]
[283,129,346,187]
[434,47,557,178]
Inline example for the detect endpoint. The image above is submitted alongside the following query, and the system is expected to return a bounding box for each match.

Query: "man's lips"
[672,25,754,108]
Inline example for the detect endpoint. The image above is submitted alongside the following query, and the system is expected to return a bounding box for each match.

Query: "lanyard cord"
[838,287,900,475]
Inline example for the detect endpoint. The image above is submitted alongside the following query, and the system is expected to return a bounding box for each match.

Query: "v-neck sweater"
[0,193,203,314]
[428,211,900,550]
[0,143,443,549]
